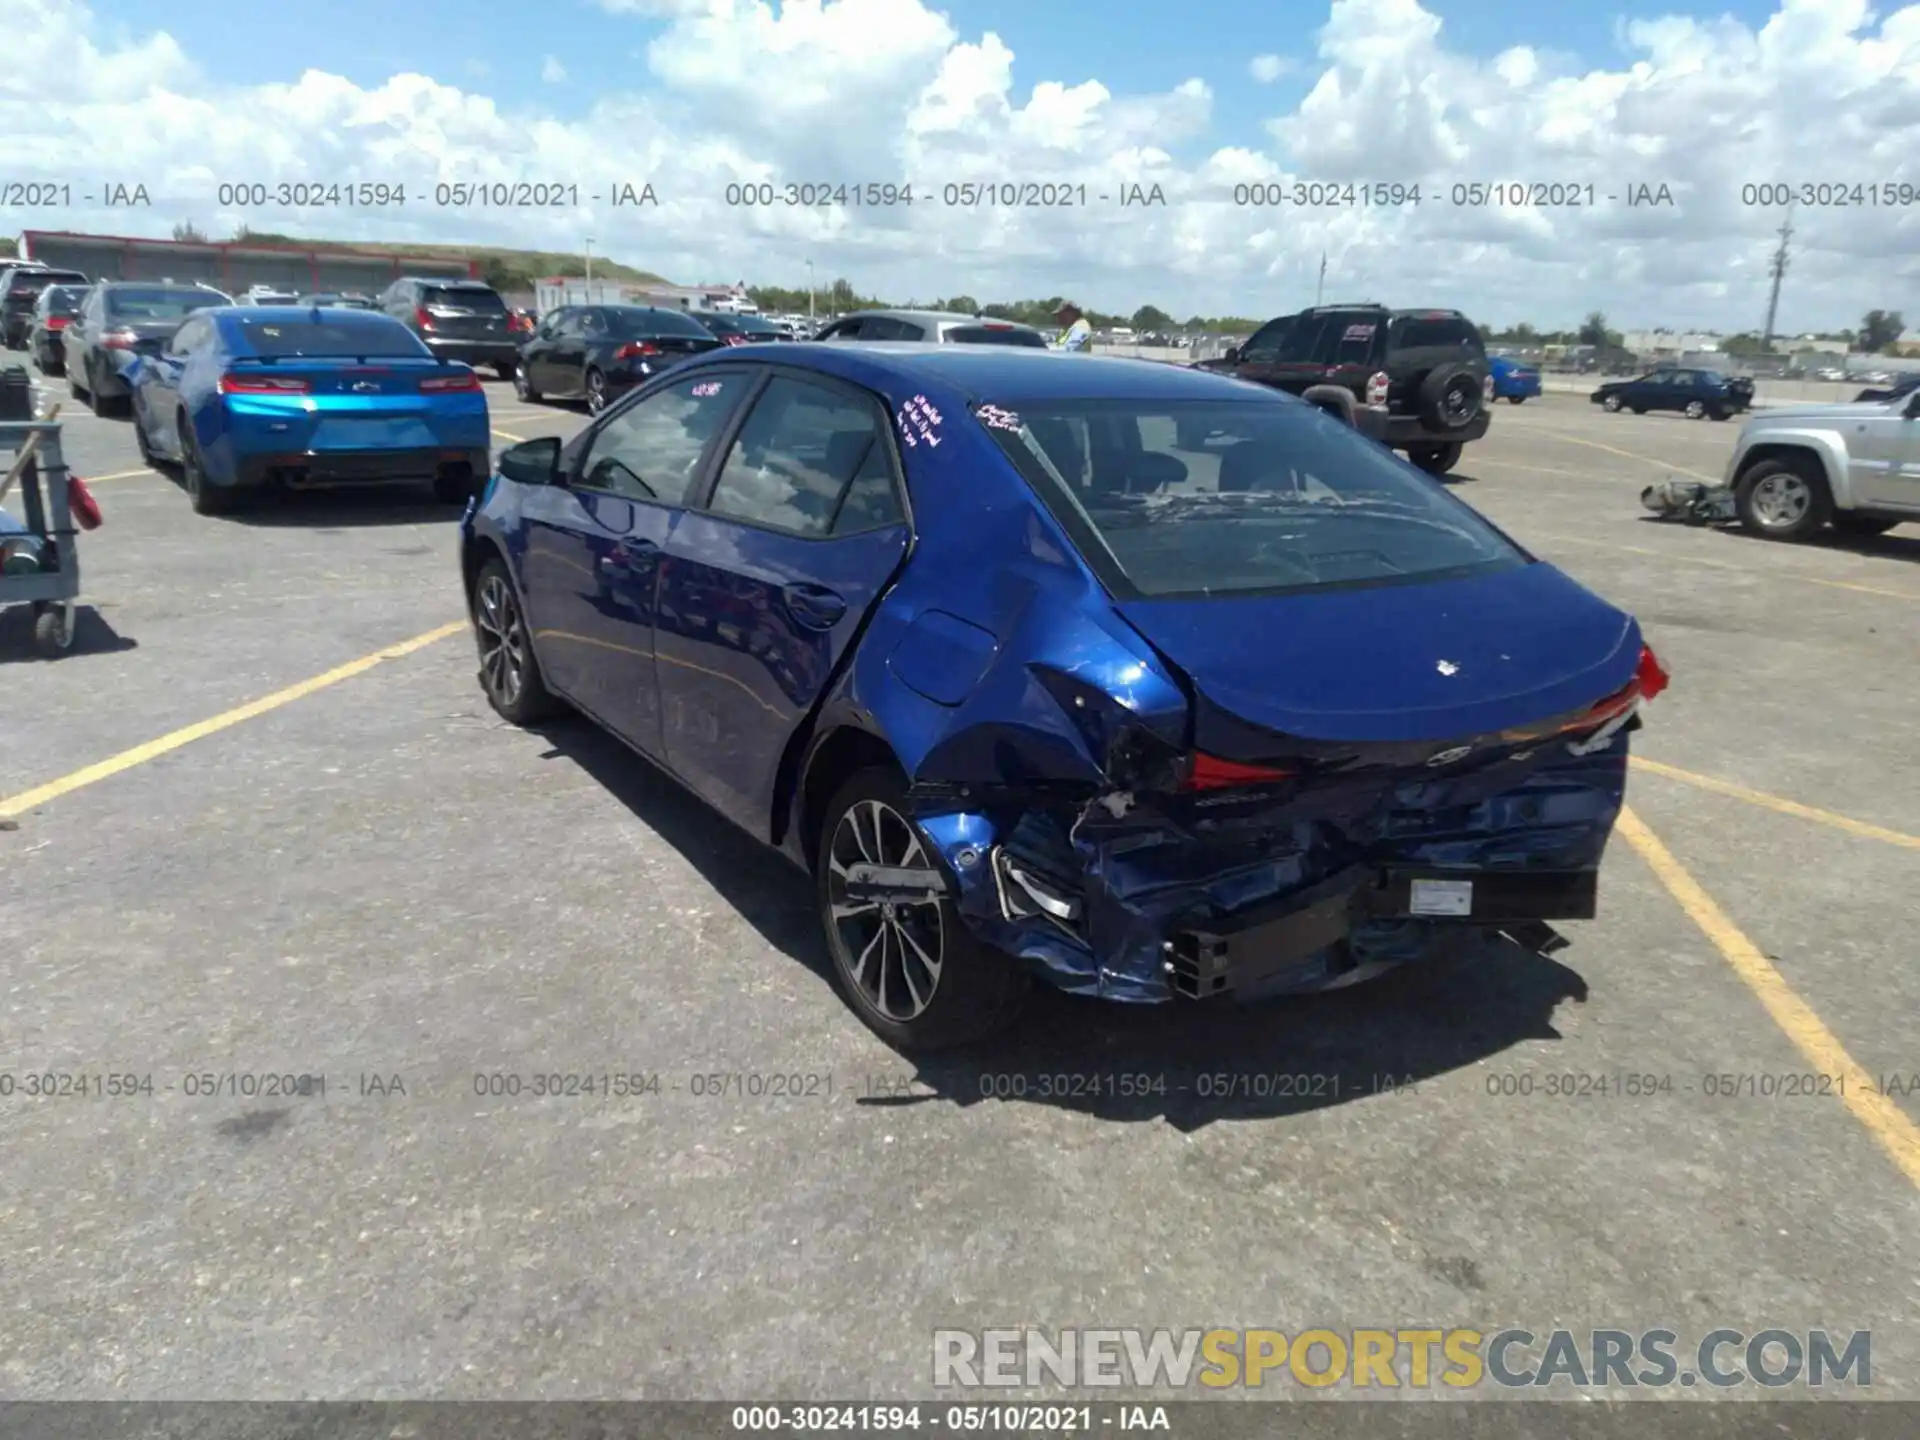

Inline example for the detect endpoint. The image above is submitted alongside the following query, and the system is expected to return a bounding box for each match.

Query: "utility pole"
[1316,251,1326,306]
[806,259,815,325]
[584,236,595,285]
[1761,212,1791,352]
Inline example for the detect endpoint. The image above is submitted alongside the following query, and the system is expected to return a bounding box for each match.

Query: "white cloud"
[2,0,1917,328]
[1249,54,1294,83]
[541,56,568,84]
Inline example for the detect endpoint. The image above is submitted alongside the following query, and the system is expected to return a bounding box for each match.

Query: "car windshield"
[106,289,229,319]
[7,271,87,296]
[978,398,1526,599]
[421,286,506,312]
[233,318,429,358]
[609,308,721,339]
[946,324,1047,348]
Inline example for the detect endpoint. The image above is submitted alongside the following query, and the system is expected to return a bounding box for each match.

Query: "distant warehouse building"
[15,230,476,295]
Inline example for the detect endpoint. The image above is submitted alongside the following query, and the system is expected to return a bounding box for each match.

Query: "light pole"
[806,259,815,325]
[585,236,595,285]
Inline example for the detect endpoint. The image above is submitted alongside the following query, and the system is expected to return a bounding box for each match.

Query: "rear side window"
[1314,317,1381,365]
[706,376,900,536]
[945,325,1047,348]
[232,318,429,358]
[420,285,506,312]
[979,397,1522,599]
[1392,316,1484,354]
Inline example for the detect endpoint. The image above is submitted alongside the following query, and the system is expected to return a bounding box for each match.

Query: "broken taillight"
[1637,644,1670,700]
[1180,752,1295,792]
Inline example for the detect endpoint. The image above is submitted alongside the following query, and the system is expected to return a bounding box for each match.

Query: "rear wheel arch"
[789,724,905,868]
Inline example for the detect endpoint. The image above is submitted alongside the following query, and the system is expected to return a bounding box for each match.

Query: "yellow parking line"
[77,467,162,483]
[1532,531,1919,602]
[1617,806,1920,1191]
[1632,757,1920,850]
[1523,427,1721,484]
[492,428,524,443]
[0,622,465,821]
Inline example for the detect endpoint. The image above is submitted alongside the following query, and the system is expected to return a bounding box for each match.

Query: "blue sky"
[129,0,1785,141]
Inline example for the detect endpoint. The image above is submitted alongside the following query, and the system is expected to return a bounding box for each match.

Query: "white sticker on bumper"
[1410,879,1473,916]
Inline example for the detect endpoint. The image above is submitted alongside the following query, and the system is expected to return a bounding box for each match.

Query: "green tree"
[1577,311,1610,347]
[1131,304,1173,331]
[172,221,208,243]
[939,295,981,315]
[1857,309,1904,353]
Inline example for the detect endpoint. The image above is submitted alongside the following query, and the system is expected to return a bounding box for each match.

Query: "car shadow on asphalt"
[154,475,470,529]
[539,714,1593,1133]
[0,603,137,663]
[1635,515,1920,563]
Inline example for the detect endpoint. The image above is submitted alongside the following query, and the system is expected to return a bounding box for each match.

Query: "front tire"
[1602,394,1622,412]
[472,558,561,724]
[1736,457,1831,542]
[585,368,609,414]
[513,366,542,403]
[816,767,1029,1052]
[1684,400,1706,419]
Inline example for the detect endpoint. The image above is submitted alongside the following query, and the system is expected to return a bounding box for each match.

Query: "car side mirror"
[498,436,561,486]
[1906,392,1920,419]
[1223,346,1241,363]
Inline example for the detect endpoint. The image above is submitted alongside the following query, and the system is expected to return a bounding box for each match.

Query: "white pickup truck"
[1724,390,1920,541]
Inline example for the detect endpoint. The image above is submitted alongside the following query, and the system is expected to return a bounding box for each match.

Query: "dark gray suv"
[377,277,522,379]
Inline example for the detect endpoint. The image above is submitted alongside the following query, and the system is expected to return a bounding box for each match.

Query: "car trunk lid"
[1113,563,1642,763]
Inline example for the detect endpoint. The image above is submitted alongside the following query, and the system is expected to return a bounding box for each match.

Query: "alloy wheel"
[1750,472,1811,530]
[826,799,943,1022]
[586,371,606,413]
[475,572,529,708]
[513,369,530,401]
[1603,395,1621,411]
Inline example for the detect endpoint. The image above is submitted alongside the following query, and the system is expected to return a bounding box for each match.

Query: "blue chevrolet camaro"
[460,344,1668,1049]
[131,306,493,515]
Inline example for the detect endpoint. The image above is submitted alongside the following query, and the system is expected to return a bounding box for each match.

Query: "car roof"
[751,344,1290,404]
[837,308,1040,329]
[218,304,400,321]
[402,277,496,287]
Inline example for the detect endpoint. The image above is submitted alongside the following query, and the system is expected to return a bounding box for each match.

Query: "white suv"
[1724,391,1920,541]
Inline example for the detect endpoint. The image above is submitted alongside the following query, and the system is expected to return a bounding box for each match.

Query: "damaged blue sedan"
[460,345,1668,1049]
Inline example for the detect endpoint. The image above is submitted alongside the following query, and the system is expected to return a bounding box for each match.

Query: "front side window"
[575,374,743,505]
[706,376,899,536]
[978,397,1525,600]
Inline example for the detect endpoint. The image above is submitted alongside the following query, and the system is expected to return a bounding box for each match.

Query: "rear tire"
[433,471,477,505]
[585,368,609,413]
[180,419,236,516]
[815,766,1029,1052]
[513,366,542,404]
[494,361,516,382]
[472,557,561,725]
[1408,442,1463,477]
[1684,400,1706,419]
[1735,457,1831,542]
[132,400,159,467]
[1505,394,1526,404]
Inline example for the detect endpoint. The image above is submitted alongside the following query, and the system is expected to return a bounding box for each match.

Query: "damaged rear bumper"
[911,746,1627,1005]
[1167,865,1588,1000]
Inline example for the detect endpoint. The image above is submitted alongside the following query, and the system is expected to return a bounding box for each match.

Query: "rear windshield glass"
[977,398,1525,600]
[1393,316,1484,353]
[946,325,1047,348]
[42,287,85,313]
[233,318,429,358]
[421,286,506,312]
[106,288,229,319]
[7,271,88,296]
[608,307,719,338]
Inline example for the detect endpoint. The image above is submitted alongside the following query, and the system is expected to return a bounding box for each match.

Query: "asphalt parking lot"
[1,370,1916,1402]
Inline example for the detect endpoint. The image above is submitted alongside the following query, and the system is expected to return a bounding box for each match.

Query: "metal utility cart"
[0,405,84,657]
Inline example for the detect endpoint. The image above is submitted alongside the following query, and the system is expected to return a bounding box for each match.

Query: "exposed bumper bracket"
[841,863,949,903]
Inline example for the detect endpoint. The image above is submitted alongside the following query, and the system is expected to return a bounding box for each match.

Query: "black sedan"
[1589,366,1754,420]
[513,304,726,412]
[697,310,795,346]
[63,281,231,416]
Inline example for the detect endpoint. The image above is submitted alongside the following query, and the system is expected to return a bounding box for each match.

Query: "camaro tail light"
[219,372,311,394]
[99,328,138,350]
[614,341,661,360]
[1179,752,1295,792]
[419,371,481,392]
[414,306,436,330]
[1366,370,1390,406]
[48,315,71,329]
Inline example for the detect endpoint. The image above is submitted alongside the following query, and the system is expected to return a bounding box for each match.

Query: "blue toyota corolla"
[460,345,1668,1049]
[131,305,492,515]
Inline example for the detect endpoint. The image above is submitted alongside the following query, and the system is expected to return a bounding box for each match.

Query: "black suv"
[2,264,90,350]
[377,277,522,379]
[1197,305,1491,474]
